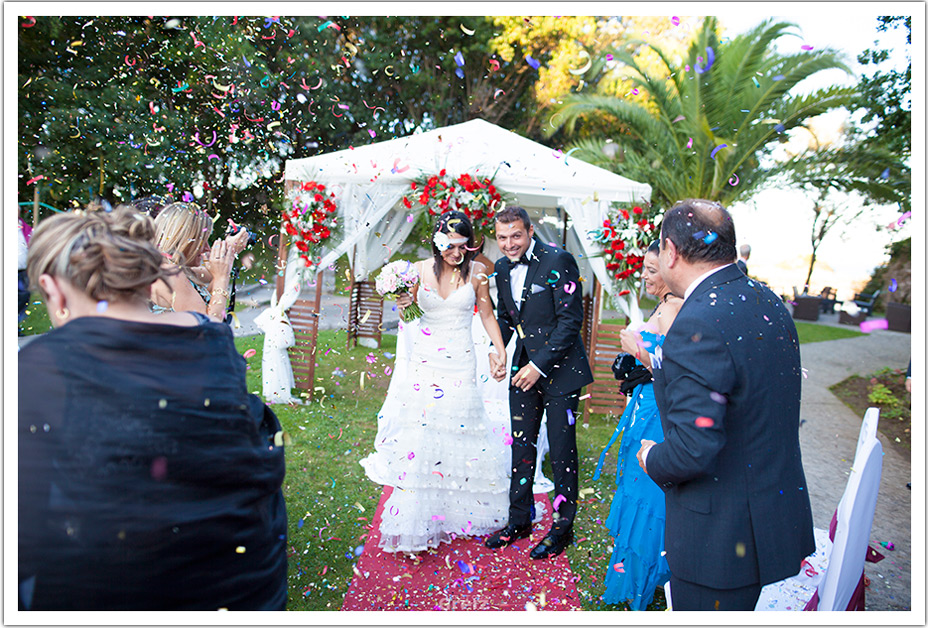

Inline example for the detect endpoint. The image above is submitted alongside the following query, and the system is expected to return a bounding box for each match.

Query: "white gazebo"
[257,118,651,403]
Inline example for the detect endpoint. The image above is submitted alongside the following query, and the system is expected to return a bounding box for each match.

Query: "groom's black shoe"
[530,526,573,560]
[484,523,532,549]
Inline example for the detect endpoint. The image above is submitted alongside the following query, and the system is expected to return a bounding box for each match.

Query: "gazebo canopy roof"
[285,118,651,208]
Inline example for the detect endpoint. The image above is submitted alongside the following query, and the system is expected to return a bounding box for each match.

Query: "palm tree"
[548,17,857,210]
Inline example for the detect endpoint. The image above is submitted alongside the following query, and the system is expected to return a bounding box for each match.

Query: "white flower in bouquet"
[375,261,424,322]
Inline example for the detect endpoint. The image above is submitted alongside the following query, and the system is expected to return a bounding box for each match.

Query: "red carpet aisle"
[341,487,581,611]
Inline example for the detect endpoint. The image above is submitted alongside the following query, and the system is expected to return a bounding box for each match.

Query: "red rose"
[621,209,630,220]
[633,206,643,215]
[419,194,429,205]
[410,182,417,191]
[403,197,412,209]
[440,168,447,177]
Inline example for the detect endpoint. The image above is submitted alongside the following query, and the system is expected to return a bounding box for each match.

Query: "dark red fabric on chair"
[341,487,581,611]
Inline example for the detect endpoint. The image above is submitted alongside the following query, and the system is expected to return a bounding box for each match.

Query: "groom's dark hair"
[494,205,532,231]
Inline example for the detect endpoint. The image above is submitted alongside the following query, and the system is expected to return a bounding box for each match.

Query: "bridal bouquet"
[375,260,423,322]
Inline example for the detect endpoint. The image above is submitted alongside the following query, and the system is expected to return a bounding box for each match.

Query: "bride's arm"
[473,261,506,361]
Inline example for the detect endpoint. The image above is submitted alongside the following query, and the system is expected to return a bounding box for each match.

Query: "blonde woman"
[150,202,249,321]
[18,205,287,610]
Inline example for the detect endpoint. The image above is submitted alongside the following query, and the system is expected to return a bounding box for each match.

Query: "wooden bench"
[347,280,384,349]
[287,297,321,394]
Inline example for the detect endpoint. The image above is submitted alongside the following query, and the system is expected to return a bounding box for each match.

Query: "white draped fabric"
[262,118,652,405]
[254,244,304,404]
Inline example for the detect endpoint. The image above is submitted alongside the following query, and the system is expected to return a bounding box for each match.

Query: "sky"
[711,6,916,301]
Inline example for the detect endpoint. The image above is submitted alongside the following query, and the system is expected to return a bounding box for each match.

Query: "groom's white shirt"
[504,239,545,377]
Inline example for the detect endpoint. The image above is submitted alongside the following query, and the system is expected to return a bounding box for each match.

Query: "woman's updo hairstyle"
[431,210,477,281]
[27,205,174,304]
[153,202,213,268]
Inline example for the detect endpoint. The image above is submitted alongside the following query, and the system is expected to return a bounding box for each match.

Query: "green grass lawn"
[793,321,864,343]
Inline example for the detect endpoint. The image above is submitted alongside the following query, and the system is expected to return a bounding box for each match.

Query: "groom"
[485,206,593,559]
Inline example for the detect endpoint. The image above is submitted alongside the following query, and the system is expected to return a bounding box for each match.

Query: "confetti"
[694,416,714,428]
[552,494,566,511]
[801,44,814,51]
[671,16,680,25]
[728,174,740,186]
[96,300,109,313]
[710,144,727,159]
[566,409,575,425]
[859,319,889,333]
[889,278,898,292]
[407,451,415,460]
[243,349,257,359]
[686,137,693,149]
[460,24,475,35]
[525,54,541,70]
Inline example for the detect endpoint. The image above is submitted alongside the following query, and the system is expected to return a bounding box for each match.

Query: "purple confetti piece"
[525,54,541,70]
[710,144,727,159]
[454,50,465,67]
[567,409,575,425]
[889,278,898,292]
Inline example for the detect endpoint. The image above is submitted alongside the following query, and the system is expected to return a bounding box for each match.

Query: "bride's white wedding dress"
[360,281,509,553]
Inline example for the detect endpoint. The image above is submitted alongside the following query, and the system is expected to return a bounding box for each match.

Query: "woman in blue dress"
[593,241,682,610]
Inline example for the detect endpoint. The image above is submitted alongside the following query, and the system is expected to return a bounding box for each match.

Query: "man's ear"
[662,238,679,268]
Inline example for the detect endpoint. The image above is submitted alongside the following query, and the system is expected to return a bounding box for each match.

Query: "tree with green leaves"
[547,17,856,212]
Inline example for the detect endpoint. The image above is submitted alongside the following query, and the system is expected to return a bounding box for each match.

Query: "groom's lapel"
[519,240,544,313]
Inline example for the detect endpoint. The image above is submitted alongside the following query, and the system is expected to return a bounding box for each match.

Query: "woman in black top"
[19,205,287,610]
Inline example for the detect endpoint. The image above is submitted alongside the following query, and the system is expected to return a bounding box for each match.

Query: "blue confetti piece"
[525,54,541,70]
[703,232,718,244]
[774,124,786,133]
[454,50,465,67]
[889,278,898,292]
[297,518,304,528]
[455,67,464,79]
[881,167,890,179]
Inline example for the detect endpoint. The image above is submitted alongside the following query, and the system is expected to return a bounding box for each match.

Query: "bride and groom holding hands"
[360,205,592,561]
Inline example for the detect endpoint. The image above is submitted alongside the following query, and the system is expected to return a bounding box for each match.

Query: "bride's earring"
[56,306,70,321]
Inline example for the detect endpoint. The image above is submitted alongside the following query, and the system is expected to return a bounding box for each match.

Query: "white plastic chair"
[755,408,883,611]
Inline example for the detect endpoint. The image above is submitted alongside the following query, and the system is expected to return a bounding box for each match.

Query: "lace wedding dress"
[360,281,509,553]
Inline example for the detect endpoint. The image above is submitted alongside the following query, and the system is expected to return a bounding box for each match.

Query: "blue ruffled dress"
[593,330,670,610]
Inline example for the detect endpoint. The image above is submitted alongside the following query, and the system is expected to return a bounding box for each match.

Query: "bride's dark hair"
[431,211,477,282]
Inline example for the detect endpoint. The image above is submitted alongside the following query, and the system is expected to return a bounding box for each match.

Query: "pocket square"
[530,283,547,294]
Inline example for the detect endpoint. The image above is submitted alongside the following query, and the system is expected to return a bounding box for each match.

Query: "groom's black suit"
[495,237,593,529]
[647,264,814,604]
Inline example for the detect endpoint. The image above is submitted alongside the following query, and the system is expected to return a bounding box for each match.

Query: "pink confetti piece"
[859,318,889,333]
[614,562,625,573]
[801,44,814,51]
[243,349,257,359]
[552,494,566,511]
[686,137,693,149]
[407,451,415,460]
[695,416,714,428]
[563,281,577,294]
[671,16,680,25]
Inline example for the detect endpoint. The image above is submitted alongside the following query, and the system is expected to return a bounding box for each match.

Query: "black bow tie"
[507,254,531,269]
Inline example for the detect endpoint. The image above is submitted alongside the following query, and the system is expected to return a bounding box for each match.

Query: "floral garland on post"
[401,168,503,232]
[282,181,339,269]
[588,204,661,321]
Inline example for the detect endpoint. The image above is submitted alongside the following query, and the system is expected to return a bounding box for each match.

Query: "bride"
[360,211,510,553]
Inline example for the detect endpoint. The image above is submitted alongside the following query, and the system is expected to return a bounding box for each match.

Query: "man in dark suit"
[484,206,593,559]
[637,199,814,610]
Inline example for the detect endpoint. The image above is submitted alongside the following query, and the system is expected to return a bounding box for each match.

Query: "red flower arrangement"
[589,205,660,295]
[401,168,503,232]
[283,181,339,268]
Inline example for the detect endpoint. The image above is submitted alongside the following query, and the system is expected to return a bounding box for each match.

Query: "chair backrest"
[816,415,883,611]
[857,408,880,458]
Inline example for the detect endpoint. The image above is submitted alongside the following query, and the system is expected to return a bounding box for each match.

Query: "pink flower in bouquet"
[375,260,424,322]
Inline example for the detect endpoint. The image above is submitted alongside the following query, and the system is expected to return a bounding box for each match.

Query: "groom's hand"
[489,353,506,381]
[511,365,541,391]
